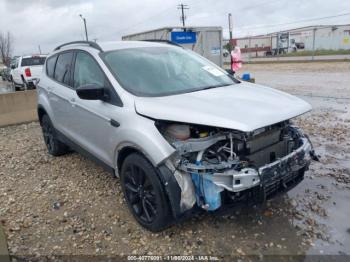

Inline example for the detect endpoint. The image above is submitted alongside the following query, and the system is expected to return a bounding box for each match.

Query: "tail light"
[25,68,31,77]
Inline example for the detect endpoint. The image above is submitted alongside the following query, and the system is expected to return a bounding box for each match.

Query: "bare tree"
[0,31,14,67]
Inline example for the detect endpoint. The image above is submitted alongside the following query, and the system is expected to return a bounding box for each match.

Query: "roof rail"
[54,41,103,52]
[141,39,183,48]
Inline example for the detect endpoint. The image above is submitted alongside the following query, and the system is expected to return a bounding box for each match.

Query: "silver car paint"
[134,82,312,132]
[37,43,176,170]
[38,41,311,173]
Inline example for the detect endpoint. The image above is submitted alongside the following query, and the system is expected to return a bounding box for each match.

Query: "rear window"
[21,57,46,66]
[46,55,57,78]
[54,52,73,85]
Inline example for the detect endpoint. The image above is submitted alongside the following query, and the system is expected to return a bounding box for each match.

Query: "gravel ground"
[1,62,350,259]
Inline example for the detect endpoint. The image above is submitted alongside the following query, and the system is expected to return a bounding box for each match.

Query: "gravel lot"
[1,62,350,259]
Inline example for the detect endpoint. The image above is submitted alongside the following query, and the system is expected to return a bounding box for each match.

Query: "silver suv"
[37,41,317,231]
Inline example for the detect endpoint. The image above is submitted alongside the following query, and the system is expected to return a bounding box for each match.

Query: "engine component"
[164,124,190,141]
[163,121,313,212]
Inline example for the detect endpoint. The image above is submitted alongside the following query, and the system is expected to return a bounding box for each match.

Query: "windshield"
[21,57,46,66]
[102,46,235,96]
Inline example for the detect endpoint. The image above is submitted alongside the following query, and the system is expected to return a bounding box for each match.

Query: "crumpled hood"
[134,82,311,132]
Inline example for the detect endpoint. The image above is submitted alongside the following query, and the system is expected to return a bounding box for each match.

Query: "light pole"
[79,14,89,41]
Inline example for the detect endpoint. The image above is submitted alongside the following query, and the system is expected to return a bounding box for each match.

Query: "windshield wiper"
[200,83,232,91]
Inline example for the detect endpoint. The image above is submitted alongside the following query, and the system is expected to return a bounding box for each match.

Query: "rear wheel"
[120,153,173,231]
[41,114,69,156]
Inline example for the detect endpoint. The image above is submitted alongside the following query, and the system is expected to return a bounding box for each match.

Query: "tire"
[120,153,173,232]
[41,114,69,156]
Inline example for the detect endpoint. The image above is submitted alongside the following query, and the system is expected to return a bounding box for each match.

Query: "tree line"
[0,31,14,67]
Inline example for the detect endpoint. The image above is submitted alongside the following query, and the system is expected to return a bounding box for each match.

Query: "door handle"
[110,119,120,128]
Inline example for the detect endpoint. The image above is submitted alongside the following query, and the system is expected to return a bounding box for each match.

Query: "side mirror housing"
[76,84,108,101]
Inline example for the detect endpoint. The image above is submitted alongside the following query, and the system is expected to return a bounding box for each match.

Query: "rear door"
[49,51,76,138]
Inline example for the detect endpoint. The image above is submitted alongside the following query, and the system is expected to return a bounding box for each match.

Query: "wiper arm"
[200,83,231,90]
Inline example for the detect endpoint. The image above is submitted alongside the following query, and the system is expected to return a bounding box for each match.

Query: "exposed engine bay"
[157,121,315,212]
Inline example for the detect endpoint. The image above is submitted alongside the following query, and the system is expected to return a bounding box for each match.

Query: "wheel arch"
[37,105,47,125]
[116,145,184,221]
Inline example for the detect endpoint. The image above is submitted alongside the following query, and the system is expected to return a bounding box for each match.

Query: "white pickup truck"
[11,55,47,91]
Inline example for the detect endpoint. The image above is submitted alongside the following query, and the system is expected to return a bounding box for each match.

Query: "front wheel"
[120,153,173,232]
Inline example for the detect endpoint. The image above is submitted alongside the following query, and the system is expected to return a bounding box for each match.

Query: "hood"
[134,82,311,132]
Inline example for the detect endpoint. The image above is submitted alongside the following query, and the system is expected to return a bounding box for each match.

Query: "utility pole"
[228,13,233,52]
[38,45,42,54]
[79,14,89,41]
[312,27,316,61]
[177,3,189,28]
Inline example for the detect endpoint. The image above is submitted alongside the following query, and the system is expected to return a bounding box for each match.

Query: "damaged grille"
[159,121,311,211]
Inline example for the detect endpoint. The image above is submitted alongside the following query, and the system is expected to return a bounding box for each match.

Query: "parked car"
[2,68,12,82]
[37,41,317,231]
[11,55,46,91]
[0,69,4,80]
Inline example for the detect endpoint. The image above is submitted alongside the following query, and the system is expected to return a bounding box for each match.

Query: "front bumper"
[205,137,312,193]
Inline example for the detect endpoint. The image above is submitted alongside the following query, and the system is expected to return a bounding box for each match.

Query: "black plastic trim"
[54,41,103,52]
[156,164,184,220]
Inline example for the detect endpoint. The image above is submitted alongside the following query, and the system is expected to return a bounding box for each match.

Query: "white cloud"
[0,0,349,55]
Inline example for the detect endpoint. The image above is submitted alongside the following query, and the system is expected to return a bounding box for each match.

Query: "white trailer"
[122,26,223,67]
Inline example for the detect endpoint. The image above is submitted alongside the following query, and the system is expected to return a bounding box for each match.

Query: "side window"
[46,55,57,78]
[73,52,105,89]
[54,52,73,85]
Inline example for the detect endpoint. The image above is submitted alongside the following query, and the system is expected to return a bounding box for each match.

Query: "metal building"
[224,24,350,60]
[122,26,223,67]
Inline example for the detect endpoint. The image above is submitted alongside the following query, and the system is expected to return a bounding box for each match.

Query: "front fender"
[113,116,176,170]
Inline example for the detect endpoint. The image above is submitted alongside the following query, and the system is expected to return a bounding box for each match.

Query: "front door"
[67,51,122,167]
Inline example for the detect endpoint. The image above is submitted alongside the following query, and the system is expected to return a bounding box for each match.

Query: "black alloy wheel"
[42,116,55,152]
[124,164,157,223]
[120,153,172,231]
[41,114,68,156]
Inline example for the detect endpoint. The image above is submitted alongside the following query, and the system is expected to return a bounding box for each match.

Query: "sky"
[0,0,349,55]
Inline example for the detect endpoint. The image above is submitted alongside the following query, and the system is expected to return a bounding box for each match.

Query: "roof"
[52,40,179,54]
[21,54,47,58]
[122,26,223,39]
[99,40,178,51]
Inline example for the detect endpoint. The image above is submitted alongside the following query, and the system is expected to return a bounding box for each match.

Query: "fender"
[37,88,55,126]
[113,117,176,171]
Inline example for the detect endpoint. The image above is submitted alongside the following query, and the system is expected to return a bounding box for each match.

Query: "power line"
[234,11,350,32]
[177,3,189,27]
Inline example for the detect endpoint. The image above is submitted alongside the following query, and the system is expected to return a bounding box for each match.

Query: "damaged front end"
[158,121,316,214]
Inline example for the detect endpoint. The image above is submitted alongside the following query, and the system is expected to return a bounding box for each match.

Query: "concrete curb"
[0,225,10,262]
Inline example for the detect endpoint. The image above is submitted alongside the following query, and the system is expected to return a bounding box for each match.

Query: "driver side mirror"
[76,84,109,101]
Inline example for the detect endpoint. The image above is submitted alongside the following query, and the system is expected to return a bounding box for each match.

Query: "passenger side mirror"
[76,84,108,101]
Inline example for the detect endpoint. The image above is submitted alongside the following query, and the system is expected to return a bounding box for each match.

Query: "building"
[225,24,350,60]
[122,26,223,67]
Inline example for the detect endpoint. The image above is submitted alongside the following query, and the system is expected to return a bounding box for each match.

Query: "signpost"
[171,31,197,44]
